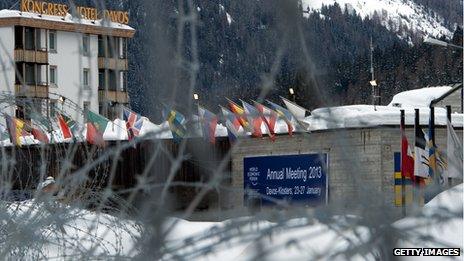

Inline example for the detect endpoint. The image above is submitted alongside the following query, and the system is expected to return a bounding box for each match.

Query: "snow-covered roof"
[0,9,134,33]
[388,86,452,108]
[302,86,463,131]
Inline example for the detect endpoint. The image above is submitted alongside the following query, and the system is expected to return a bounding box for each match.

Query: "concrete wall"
[223,126,462,217]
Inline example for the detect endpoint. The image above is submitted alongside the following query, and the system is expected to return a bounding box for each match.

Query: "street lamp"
[288,88,296,102]
[193,93,199,100]
[424,37,463,49]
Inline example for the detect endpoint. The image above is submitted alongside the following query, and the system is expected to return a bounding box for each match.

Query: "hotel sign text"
[20,0,129,25]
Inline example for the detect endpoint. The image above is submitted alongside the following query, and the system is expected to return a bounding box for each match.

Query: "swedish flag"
[162,106,187,141]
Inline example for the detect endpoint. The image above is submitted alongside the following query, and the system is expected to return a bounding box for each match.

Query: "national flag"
[5,115,25,146]
[86,122,105,147]
[241,100,262,138]
[221,106,240,143]
[123,107,144,140]
[427,117,443,184]
[31,119,49,144]
[414,127,429,178]
[400,123,414,181]
[266,100,294,136]
[162,106,187,141]
[281,96,309,120]
[87,111,110,134]
[445,120,463,179]
[86,111,110,147]
[198,106,218,144]
[31,128,49,144]
[254,101,277,136]
[57,113,72,139]
[61,113,84,138]
[29,112,51,144]
[227,98,250,131]
[127,119,144,140]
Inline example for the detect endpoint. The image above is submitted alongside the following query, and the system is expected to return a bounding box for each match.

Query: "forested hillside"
[1,0,462,120]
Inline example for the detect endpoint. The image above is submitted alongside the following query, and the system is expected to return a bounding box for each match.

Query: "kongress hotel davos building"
[0,0,135,122]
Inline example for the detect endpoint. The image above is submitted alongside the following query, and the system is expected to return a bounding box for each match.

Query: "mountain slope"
[302,0,457,42]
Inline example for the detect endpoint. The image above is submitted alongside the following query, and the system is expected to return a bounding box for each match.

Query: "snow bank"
[4,200,141,258]
[394,184,463,260]
[163,216,373,260]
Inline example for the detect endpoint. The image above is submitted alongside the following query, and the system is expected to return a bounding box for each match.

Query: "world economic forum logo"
[246,167,259,186]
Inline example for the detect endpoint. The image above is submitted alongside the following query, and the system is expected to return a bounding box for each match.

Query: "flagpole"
[414,108,423,206]
[446,105,452,187]
[400,109,406,217]
[429,106,437,185]
[430,106,435,147]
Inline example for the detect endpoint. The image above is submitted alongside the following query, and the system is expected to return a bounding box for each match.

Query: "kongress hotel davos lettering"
[20,0,130,24]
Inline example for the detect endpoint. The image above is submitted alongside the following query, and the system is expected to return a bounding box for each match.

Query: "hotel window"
[25,27,35,50]
[98,70,105,89]
[119,38,126,59]
[98,35,105,57]
[25,64,35,85]
[49,30,57,52]
[50,66,57,86]
[15,26,23,49]
[108,37,115,58]
[83,69,90,88]
[109,70,117,90]
[82,34,90,56]
[120,71,127,91]
[50,100,57,117]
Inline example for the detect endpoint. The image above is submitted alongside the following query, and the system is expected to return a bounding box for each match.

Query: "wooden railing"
[15,84,49,98]
[98,89,129,103]
[98,57,128,70]
[14,49,48,64]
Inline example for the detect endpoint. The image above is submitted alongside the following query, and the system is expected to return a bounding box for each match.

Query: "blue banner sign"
[244,153,328,206]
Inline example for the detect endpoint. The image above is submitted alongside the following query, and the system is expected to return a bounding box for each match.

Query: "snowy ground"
[2,183,461,259]
[162,184,463,260]
[394,184,463,261]
[2,199,141,259]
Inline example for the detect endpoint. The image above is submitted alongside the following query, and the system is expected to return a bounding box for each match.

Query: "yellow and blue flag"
[162,106,187,141]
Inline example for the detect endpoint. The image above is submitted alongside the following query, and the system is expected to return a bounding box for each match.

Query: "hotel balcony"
[98,57,128,71]
[14,49,48,64]
[98,89,129,104]
[15,83,49,98]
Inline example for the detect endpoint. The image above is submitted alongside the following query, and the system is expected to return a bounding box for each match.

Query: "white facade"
[0,26,16,116]
[48,31,99,119]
